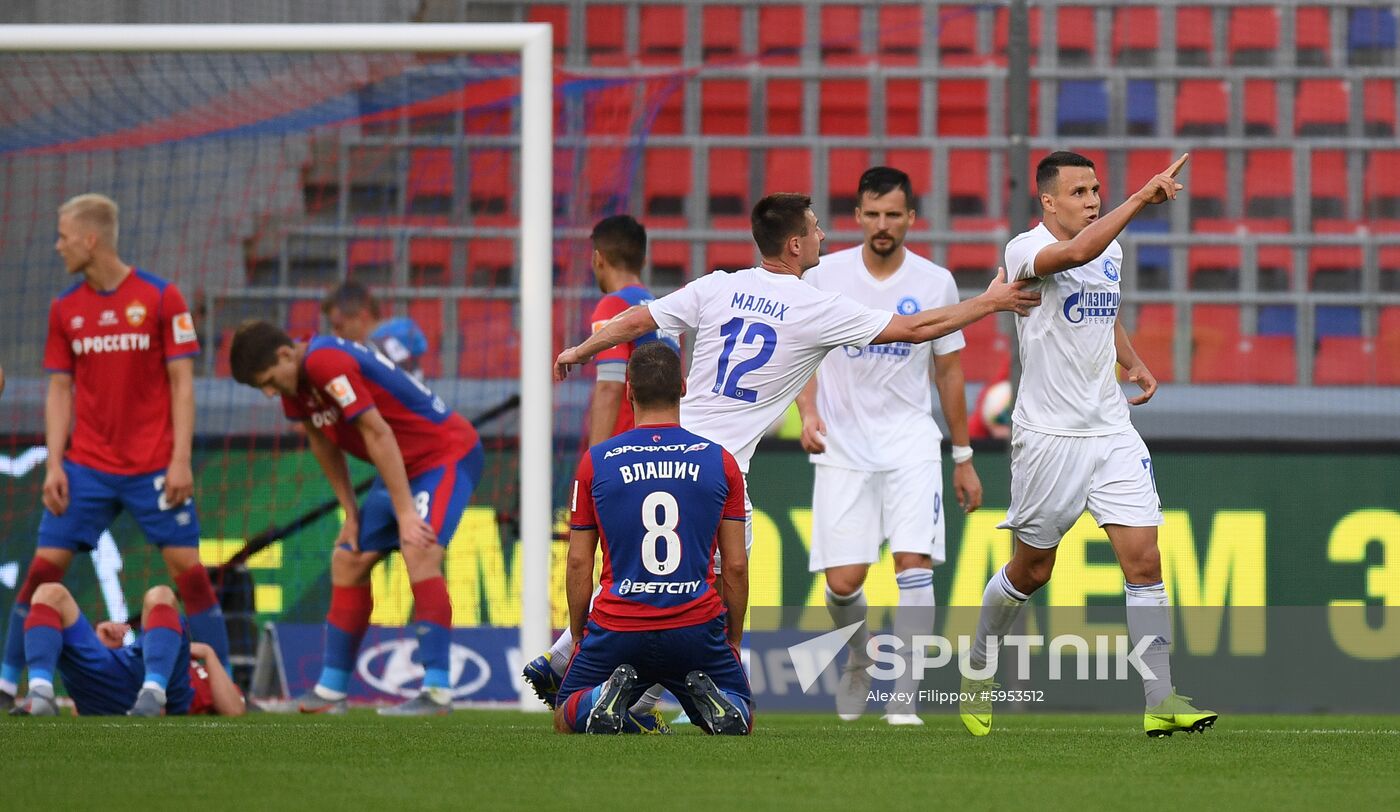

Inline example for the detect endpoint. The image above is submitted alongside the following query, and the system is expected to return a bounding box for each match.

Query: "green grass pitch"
[7,712,1398,810]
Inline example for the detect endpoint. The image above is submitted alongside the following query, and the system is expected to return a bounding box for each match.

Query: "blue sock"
[140,605,183,691]
[318,621,360,693]
[184,607,231,671]
[1,604,28,692]
[22,608,63,686]
[416,620,450,690]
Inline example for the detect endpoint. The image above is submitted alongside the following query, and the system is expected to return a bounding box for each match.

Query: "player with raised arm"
[795,167,984,725]
[522,215,678,723]
[9,582,244,717]
[1,194,230,711]
[322,280,430,380]
[959,152,1218,738]
[229,320,482,716]
[555,342,751,735]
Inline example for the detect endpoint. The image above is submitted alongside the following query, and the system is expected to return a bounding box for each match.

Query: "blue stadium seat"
[1125,218,1170,289]
[1126,80,1157,135]
[1258,305,1296,337]
[1316,306,1363,337]
[1349,8,1397,63]
[1056,80,1108,135]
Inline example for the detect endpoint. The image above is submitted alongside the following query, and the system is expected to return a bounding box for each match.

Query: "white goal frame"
[0,23,554,711]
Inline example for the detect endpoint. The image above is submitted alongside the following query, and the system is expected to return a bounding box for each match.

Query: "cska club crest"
[652,434,662,443]
[125,300,147,327]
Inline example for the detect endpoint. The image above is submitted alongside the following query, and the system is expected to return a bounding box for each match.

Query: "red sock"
[24,603,62,632]
[18,558,66,605]
[326,584,373,634]
[144,603,182,634]
[174,564,218,615]
[410,576,452,627]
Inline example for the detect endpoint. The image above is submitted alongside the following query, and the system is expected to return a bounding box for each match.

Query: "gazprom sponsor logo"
[70,332,152,355]
[1062,286,1120,325]
[617,578,704,596]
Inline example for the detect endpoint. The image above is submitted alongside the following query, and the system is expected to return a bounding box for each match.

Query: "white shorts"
[999,426,1163,549]
[713,474,753,574]
[807,460,945,572]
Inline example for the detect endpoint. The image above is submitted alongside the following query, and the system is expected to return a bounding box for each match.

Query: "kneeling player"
[9,582,244,717]
[554,342,752,736]
[229,321,482,716]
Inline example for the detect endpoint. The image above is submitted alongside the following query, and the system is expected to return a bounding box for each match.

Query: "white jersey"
[804,246,966,471]
[649,266,893,471]
[1005,223,1131,436]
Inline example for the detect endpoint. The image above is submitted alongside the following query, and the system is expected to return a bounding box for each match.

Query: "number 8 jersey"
[570,424,747,632]
[649,268,892,472]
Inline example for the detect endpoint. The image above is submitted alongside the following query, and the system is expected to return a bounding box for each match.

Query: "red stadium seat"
[457,298,518,379]
[886,78,921,136]
[1244,150,1293,219]
[406,148,454,214]
[1176,7,1215,64]
[1365,150,1400,218]
[707,148,749,228]
[1056,6,1097,64]
[886,149,933,205]
[643,147,690,227]
[1295,7,1333,65]
[408,238,452,287]
[1193,334,1296,384]
[1176,80,1230,135]
[1364,79,1397,136]
[1243,79,1279,135]
[957,317,1011,383]
[405,300,443,378]
[1130,304,1177,383]
[758,5,805,64]
[466,239,513,288]
[649,241,689,287]
[700,79,749,135]
[1379,309,1400,384]
[707,241,757,273]
[287,299,321,334]
[638,5,685,65]
[467,150,512,223]
[584,4,627,66]
[1228,7,1281,64]
[1309,220,1365,290]
[348,238,393,280]
[1310,150,1348,221]
[1186,149,1228,221]
[938,5,982,62]
[1113,7,1159,65]
[527,5,570,61]
[766,78,803,135]
[827,148,873,214]
[820,5,864,65]
[1126,148,1173,194]
[764,148,812,195]
[937,78,989,137]
[878,5,923,65]
[994,7,1042,61]
[945,241,1000,288]
[1296,79,1351,136]
[702,6,742,61]
[819,78,869,135]
[1314,337,1377,385]
[948,148,991,217]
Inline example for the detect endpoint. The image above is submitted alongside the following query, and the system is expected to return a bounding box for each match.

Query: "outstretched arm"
[555,305,658,381]
[873,268,1040,345]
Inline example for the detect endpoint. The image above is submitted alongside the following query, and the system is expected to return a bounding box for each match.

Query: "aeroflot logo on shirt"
[1062,286,1120,325]
[617,578,703,596]
[71,333,152,355]
[603,442,709,459]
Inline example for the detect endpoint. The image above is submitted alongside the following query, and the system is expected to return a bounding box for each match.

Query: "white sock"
[0,679,18,696]
[629,683,666,714]
[547,627,574,677]
[890,568,935,710]
[313,684,347,701]
[27,677,53,694]
[969,566,1029,672]
[825,585,869,662]
[140,680,167,697]
[1125,580,1174,707]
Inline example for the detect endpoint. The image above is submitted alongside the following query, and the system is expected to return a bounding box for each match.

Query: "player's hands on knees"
[1134,153,1188,206]
[163,459,194,508]
[953,462,983,513]
[96,621,131,648]
[799,415,827,454]
[554,347,585,381]
[984,267,1042,316]
[1125,363,1158,405]
[42,463,70,515]
[336,515,361,553]
[397,513,438,550]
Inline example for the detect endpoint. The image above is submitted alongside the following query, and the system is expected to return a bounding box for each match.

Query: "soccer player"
[521,215,680,715]
[9,581,245,717]
[795,167,984,725]
[228,320,481,716]
[555,341,751,735]
[958,152,1218,738]
[1,193,231,711]
[322,280,430,379]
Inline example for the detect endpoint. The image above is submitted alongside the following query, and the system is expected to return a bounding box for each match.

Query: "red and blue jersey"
[590,285,680,436]
[281,336,478,477]
[570,424,745,632]
[42,269,199,475]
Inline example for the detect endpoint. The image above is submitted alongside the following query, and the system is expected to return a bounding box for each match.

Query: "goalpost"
[0,23,555,711]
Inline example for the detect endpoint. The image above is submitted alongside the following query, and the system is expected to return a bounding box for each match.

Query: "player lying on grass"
[554,342,752,735]
[229,321,483,716]
[9,582,244,717]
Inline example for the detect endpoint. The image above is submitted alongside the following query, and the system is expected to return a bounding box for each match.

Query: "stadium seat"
[1126,80,1158,135]
[938,5,984,63]
[583,146,627,215]
[649,240,688,289]
[348,237,394,283]
[827,148,872,214]
[1365,151,1400,218]
[1124,219,1171,290]
[406,300,443,378]
[707,148,749,227]
[1176,7,1215,65]
[643,147,690,227]
[287,299,321,335]
[764,148,812,196]
[1228,7,1280,65]
[819,78,870,135]
[1309,220,1365,291]
[993,6,1043,60]
[701,79,749,135]
[707,241,757,273]
[1295,6,1333,66]
[1311,150,1349,221]
[956,317,1011,383]
[877,5,924,65]
[1243,79,1279,136]
[1296,79,1350,136]
[1314,337,1377,385]
[820,5,864,65]
[937,78,989,137]
[1380,309,1400,384]
[1056,80,1108,136]
[1364,79,1397,136]
[766,78,803,135]
[1194,335,1297,384]
[886,78,921,136]
[1188,243,1240,290]
[1176,80,1229,136]
[457,298,518,379]
[1055,6,1097,65]
[467,150,512,223]
[1185,149,1227,221]
[1126,148,1173,211]
[1244,149,1293,220]
[638,5,685,65]
[409,238,452,287]
[406,148,454,215]
[1317,306,1364,337]
[885,148,932,207]
[1348,8,1398,65]
[584,4,627,66]
[527,5,569,61]
[1192,305,1242,349]
[466,239,513,288]
[948,149,990,217]
[1130,303,1176,382]
[702,6,742,61]
[945,240,1000,288]
[758,5,805,64]
[1112,7,1159,65]
[1258,306,1296,337]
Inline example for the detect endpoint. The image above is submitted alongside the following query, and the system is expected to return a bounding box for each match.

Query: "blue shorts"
[558,615,752,725]
[58,613,193,716]
[351,443,483,554]
[38,459,201,552]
